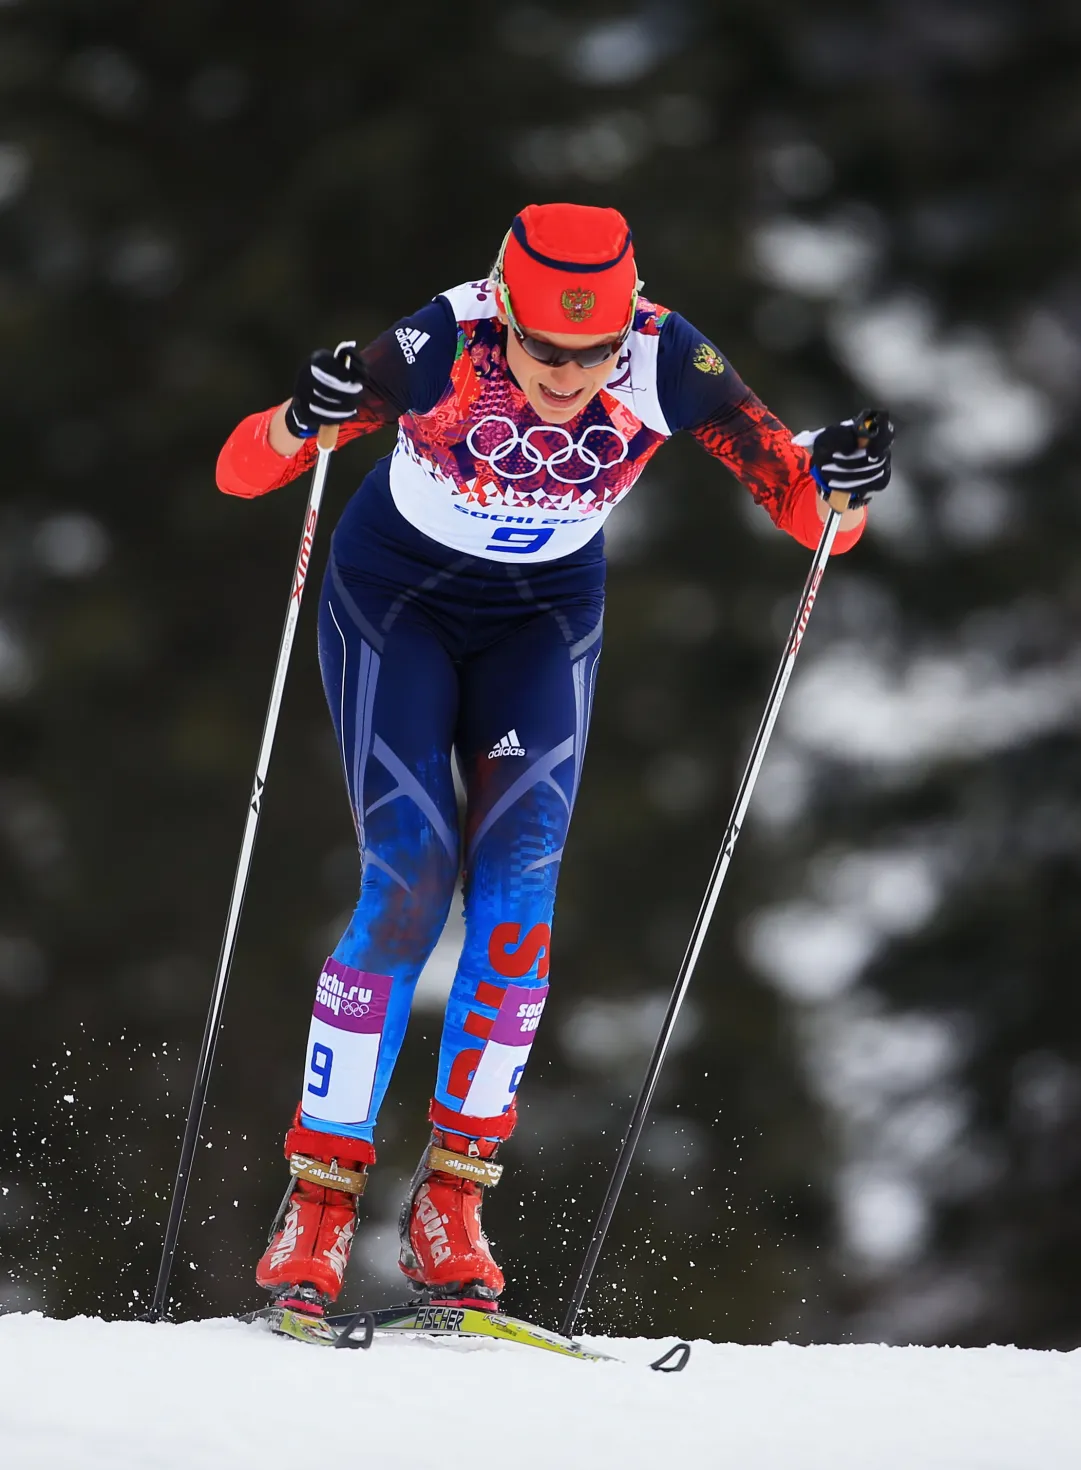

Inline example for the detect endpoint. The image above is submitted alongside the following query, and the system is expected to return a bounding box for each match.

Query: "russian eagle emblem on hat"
[561,288,596,323]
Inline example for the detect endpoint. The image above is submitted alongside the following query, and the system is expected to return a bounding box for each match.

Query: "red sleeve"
[215,404,388,499]
[689,393,865,555]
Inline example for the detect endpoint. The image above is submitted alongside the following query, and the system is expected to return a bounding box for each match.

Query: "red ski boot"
[256,1106,374,1313]
[398,1102,515,1305]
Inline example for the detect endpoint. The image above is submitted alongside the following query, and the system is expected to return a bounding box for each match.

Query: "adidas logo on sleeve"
[488,729,525,759]
[395,327,430,364]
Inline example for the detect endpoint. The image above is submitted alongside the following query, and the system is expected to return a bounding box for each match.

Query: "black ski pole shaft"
[561,485,855,1339]
[147,422,338,1322]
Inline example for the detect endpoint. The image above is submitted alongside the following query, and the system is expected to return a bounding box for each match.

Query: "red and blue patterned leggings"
[299,464,604,1144]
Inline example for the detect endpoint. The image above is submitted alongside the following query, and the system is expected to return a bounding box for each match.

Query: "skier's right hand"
[810,410,894,508]
[283,342,365,439]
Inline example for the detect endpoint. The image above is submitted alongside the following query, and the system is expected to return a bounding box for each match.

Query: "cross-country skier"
[216,202,892,1317]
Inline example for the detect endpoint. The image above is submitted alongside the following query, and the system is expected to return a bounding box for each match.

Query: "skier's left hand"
[810,410,894,508]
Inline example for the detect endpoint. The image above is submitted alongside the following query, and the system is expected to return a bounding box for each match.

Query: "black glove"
[811,409,894,508]
[283,341,365,439]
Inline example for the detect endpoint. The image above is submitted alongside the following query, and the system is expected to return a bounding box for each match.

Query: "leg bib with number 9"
[303,958,393,1128]
[462,982,550,1116]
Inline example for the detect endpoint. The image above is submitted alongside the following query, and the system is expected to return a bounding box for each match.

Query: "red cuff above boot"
[429,1097,518,1141]
[286,1104,376,1168]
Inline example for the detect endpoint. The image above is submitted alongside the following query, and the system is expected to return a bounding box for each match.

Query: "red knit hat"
[495,203,638,337]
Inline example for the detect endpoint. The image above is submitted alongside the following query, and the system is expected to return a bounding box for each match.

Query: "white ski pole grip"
[562,487,849,1339]
[148,424,338,1322]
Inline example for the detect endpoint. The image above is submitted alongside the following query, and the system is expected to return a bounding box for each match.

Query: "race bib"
[302,958,392,1127]
[462,982,549,1117]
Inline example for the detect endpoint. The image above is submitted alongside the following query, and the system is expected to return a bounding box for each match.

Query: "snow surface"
[0,1313,1076,1468]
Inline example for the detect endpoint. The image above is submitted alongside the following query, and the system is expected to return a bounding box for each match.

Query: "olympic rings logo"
[341,1000,370,1018]
[465,415,629,486]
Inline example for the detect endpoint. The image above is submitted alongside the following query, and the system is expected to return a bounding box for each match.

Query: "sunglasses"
[492,228,639,371]
[511,325,628,370]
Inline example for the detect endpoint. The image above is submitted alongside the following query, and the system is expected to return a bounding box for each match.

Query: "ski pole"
[148,421,338,1322]
[562,469,865,1339]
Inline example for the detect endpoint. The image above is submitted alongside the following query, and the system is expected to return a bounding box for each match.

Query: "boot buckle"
[424,1144,503,1187]
[289,1154,368,1195]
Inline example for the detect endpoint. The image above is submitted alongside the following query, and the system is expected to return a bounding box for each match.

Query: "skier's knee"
[355,852,458,964]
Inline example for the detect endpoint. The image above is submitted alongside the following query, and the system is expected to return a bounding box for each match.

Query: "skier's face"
[500,316,624,423]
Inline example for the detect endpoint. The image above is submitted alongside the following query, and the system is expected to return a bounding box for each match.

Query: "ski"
[244,1303,345,1348]
[336,1302,621,1362]
[245,1300,620,1363]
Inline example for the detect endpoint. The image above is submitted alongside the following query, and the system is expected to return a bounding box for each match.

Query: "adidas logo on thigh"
[488,729,526,759]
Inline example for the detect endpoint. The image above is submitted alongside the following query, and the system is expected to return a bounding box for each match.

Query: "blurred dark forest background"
[1,0,1080,1349]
